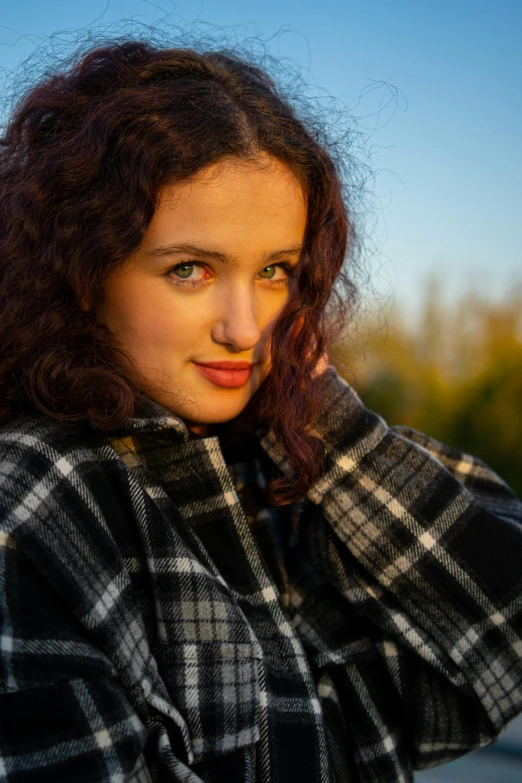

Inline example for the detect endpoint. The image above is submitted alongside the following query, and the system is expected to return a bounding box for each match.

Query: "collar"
[105,394,193,442]
[106,394,265,448]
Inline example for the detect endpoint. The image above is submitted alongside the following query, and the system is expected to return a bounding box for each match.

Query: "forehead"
[148,156,307,243]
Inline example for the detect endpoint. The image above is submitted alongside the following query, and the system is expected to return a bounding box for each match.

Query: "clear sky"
[1,0,521,319]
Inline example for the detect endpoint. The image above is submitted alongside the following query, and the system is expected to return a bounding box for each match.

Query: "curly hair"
[0,39,358,507]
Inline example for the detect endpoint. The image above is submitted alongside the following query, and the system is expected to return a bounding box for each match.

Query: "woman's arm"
[261,366,522,765]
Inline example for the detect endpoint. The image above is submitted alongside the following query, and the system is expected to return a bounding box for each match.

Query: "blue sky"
[1,0,521,319]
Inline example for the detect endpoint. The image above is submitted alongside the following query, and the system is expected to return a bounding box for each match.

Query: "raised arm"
[261,366,522,768]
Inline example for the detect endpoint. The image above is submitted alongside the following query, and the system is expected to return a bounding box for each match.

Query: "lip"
[193,361,254,388]
[194,361,253,370]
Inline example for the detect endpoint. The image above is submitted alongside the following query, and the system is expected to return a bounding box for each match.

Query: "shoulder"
[0,409,99,466]
[0,412,126,541]
[0,413,142,628]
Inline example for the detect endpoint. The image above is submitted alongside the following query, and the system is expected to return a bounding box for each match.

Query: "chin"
[197,406,248,426]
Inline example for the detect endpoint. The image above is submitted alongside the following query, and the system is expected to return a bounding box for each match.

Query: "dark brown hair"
[0,39,359,507]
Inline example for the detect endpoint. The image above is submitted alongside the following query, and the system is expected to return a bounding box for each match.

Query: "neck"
[186,422,211,437]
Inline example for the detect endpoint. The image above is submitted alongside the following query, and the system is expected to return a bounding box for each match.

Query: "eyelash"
[164,260,298,289]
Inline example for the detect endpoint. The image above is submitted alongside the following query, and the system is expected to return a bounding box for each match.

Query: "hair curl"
[0,38,359,507]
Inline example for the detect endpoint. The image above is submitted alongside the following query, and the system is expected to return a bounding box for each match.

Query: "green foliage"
[332,279,522,499]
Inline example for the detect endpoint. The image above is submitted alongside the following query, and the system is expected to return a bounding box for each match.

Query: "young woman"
[0,40,521,783]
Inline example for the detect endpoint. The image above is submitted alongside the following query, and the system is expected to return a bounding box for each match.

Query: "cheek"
[132,310,187,351]
[106,281,181,342]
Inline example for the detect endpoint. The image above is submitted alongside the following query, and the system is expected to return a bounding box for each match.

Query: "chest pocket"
[154,641,263,765]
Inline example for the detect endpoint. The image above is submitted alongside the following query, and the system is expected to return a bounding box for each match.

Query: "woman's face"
[96,155,307,435]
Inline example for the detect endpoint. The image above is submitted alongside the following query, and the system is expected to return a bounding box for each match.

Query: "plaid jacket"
[1,366,522,783]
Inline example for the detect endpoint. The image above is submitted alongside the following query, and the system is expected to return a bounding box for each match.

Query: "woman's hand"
[312,349,330,379]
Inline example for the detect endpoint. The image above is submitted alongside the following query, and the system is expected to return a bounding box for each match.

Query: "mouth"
[194,361,253,370]
[192,361,254,388]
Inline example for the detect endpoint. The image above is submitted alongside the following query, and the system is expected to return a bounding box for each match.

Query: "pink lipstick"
[193,361,254,388]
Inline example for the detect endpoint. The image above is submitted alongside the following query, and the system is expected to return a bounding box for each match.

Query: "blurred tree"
[332,278,522,499]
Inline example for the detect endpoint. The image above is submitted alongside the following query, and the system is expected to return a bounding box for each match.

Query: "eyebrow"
[148,242,304,266]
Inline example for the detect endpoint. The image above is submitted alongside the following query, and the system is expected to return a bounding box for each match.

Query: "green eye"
[175,264,193,279]
[259,266,276,278]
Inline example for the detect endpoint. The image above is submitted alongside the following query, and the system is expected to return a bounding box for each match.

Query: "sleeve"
[261,367,522,768]
[0,535,202,783]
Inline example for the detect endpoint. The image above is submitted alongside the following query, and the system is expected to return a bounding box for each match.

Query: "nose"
[210,287,263,352]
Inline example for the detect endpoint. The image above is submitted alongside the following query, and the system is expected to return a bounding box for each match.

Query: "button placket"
[196,438,331,773]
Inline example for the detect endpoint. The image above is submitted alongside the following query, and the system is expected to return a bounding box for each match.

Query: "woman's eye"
[166,261,207,287]
[258,265,291,283]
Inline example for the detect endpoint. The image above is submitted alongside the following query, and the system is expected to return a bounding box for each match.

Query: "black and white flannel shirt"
[1,366,522,782]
